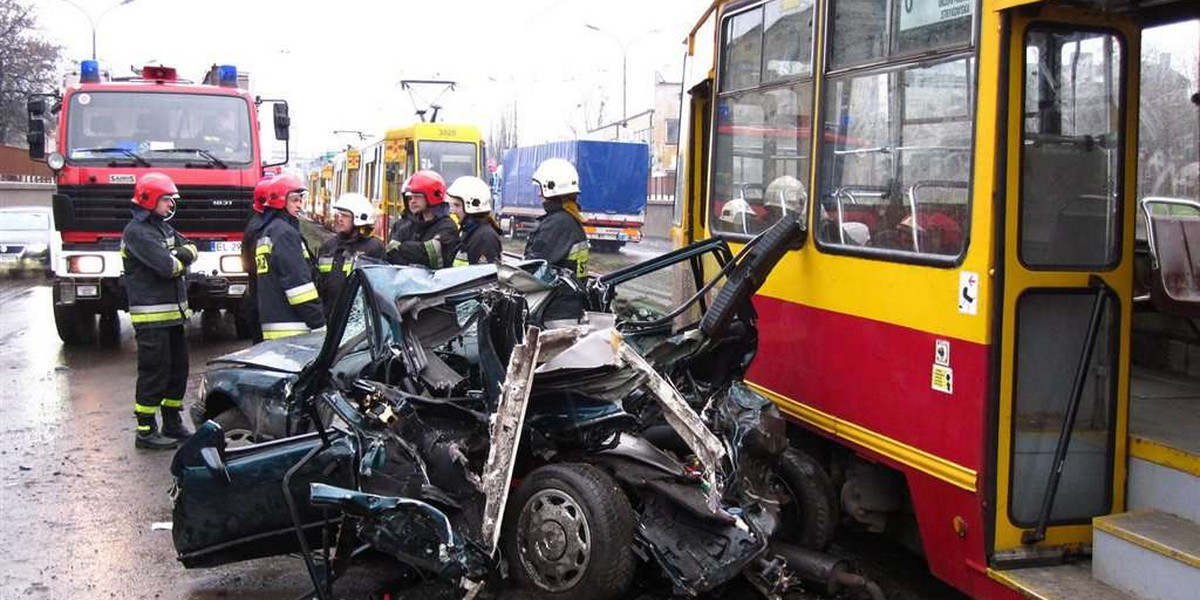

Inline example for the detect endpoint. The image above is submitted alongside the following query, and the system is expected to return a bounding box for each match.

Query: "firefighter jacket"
[317,231,385,314]
[241,211,262,282]
[524,201,589,279]
[255,210,326,339]
[454,217,503,266]
[121,208,197,330]
[386,213,460,269]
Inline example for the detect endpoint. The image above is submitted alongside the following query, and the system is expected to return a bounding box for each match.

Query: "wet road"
[0,276,387,600]
[0,274,965,600]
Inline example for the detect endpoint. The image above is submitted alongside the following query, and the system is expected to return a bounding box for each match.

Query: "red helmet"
[265,172,307,210]
[132,173,178,210]
[252,175,275,214]
[403,170,446,206]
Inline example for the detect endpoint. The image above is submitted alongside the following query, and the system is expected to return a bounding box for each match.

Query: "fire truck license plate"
[212,241,241,252]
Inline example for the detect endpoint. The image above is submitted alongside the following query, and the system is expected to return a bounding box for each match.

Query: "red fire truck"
[26,62,290,344]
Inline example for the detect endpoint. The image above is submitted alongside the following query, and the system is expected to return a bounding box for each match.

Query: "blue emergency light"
[218,65,238,87]
[80,59,100,83]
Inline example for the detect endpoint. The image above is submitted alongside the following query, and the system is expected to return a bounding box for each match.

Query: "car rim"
[224,428,255,448]
[516,488,592,592]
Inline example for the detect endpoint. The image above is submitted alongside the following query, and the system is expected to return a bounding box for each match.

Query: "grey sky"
[32,0,710,160]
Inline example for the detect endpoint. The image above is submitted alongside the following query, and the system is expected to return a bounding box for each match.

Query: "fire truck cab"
[26,62,290,344]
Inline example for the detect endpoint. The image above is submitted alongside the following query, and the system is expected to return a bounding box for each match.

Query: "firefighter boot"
[135,424,180,450]
[160,408,192,440]
[135,414,180,450]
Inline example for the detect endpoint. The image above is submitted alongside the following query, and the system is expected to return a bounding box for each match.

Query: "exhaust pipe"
[768,543,885,600]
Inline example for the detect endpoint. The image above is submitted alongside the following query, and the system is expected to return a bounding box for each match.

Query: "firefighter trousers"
[133,324,189,432]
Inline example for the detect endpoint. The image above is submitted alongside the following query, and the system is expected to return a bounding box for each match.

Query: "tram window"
[816,56,974,258]
[1020,29,1123,269]
[721,7,764,91]
[830,0,887,69]
[831,0,973,70]
[710,82,813,237]
[763,0,815,83]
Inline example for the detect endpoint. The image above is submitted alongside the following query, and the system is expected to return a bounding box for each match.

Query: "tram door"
[992,7,1140,557]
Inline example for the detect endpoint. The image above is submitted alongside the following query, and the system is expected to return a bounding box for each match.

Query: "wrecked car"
[171,214,886,600]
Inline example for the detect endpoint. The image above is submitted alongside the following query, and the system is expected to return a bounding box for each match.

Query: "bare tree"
[0,0,61,147]
[488,101,519,161]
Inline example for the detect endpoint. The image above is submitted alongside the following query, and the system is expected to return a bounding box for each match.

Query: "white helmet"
[331,193,376,227]
[532,158,580,199]
[765,175,807,215]
[447,176,493,214]
[719,197,755,227]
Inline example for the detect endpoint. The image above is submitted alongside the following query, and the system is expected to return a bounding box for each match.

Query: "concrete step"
[990,561,1140,600]
[1128,436,1200,522]
[1093,510,1200,600]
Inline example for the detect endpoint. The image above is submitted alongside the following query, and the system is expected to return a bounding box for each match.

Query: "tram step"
[1128,436,1200,522]
[989,560,1140,600]
[1093,510,1200,600]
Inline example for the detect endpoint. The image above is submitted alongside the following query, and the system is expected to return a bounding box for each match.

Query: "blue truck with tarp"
[497,140,649,251]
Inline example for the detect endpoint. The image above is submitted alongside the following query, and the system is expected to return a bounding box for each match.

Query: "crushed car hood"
[208,331,325,373]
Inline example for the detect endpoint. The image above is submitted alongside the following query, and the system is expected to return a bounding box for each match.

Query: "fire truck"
[26,61,291,345]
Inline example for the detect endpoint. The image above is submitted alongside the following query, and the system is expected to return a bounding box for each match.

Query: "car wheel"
[504,463,635,600]
[771,448,839,551]
[53,302,94,346]
[98,309,120,346]
[212,407,258,448]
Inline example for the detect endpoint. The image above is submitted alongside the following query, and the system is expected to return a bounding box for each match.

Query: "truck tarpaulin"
[499,140,649,216]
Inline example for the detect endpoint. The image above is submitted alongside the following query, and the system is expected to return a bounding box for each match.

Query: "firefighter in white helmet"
[448,176,503,265]
[316,193,385,316]
[525,158,590,323]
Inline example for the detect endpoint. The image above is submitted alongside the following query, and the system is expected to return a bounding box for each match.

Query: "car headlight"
[68,255,105,274]
[47,153,65,171]
[219,254,245,274]
[25,242,47,254]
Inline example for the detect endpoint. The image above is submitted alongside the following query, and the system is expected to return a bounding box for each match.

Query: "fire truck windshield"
[66,92,252,167]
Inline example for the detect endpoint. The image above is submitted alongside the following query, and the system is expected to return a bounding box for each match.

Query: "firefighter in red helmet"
[254,172,325,339]
[121,173,197,449]
[239,175,275,343]
[386,170,460,268]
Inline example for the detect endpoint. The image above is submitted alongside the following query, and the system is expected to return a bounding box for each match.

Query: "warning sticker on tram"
[931,364,954,395]
[899,0,974,32]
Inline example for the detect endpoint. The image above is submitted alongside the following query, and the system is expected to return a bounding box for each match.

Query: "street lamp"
[585,24,662,140]
[58,0,136,61]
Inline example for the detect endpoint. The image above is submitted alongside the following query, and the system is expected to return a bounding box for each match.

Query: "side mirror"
[27,97,46,117]
[27,118,45,160]
[273,102,290,141]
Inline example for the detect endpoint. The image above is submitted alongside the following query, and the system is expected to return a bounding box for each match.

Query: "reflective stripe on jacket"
[316,233,385,315]
[524,203,589,279]
[255,211,325,339]
[121,209,195,329]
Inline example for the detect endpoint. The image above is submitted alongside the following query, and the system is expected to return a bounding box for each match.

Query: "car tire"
[212,407,258,448]
[98,309,121,346]
[504,463,635,600]
[53,302,94,346]
[201,309,224,340]
[772,448,839,551]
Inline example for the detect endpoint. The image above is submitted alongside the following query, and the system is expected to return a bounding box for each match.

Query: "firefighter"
[255,172,326,339]
[122,173,196,450]
[446,194,465,228]
[448,176,503,265]
[316,192,385,315]
[239,175,274,343]
[524,158,590,323]
[386,170,460,268]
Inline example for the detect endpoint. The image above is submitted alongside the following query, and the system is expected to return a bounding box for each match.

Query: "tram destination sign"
[900,0,974,32]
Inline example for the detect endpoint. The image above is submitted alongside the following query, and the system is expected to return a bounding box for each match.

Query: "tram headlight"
[219,254,245,274]
[68,254,104,274]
